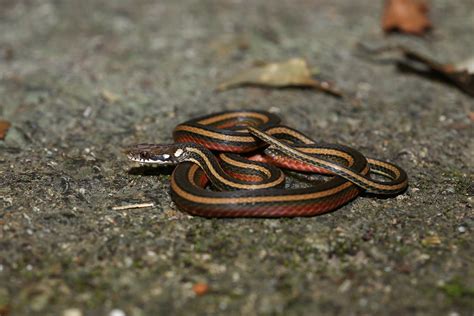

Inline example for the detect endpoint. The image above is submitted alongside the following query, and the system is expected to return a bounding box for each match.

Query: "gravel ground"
[0,1,473,315]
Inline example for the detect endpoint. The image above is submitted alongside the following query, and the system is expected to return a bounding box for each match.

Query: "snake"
[125,110,408,217]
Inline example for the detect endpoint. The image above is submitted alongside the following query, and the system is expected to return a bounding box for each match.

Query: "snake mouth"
[124,143,184,166]
[127,155,176,165]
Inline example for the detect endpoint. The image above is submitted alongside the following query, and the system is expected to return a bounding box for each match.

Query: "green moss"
[437,277,474,311]
[441,279,474,299]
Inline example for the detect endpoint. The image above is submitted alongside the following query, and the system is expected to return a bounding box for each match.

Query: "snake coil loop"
[126,110,408,217]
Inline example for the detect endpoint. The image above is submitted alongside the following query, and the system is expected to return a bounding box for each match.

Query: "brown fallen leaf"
[217,58,343,97]
[0,303,10,316]
[0,120,11,140]
[358,44,474,97]
[382,0,431,35]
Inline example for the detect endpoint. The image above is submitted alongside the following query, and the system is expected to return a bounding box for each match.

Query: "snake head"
[124,143,187,165]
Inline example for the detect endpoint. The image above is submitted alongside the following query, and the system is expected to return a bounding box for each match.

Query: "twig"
[111,203,154,211]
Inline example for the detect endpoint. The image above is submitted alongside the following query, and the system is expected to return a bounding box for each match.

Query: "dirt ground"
[0,1,473,315]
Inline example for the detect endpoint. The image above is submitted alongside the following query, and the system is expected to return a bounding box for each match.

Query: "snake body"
[126,110,408,217]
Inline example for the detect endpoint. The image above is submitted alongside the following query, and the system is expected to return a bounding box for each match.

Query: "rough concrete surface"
[0,1,473,315]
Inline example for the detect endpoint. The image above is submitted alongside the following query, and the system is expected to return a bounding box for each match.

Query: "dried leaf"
[455,57,474,74]
[0,304,10,316]
[421,235,441,246]
[192,283,209,296]
[382,0,431,35]
[359,44,474,97]
[0,120,11,140]
[217,58,342,97]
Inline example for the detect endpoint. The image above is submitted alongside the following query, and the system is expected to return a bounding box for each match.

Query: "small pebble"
[338,280,351,293]
[269,106,281,113]
[232,272,240,282]
[193,283,209,296]
[83,106,92,117]
[219,301,228,310]
[443,187,455,194]
[457,226,466,233]
[396,194,408,200]
[63,308,83,316]
[109,309,126,316]
[124,257,133,267]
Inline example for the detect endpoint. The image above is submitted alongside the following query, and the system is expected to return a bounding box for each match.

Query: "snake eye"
[140,152,150,160]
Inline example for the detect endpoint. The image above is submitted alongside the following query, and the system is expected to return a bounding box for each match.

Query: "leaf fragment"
[0,120,11,140]
[100,89,120,103]
[421,235,441,246]
[455,57,474,75]
[382,0,431,35]
[359,44,474,97]
[217,58,342,97]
